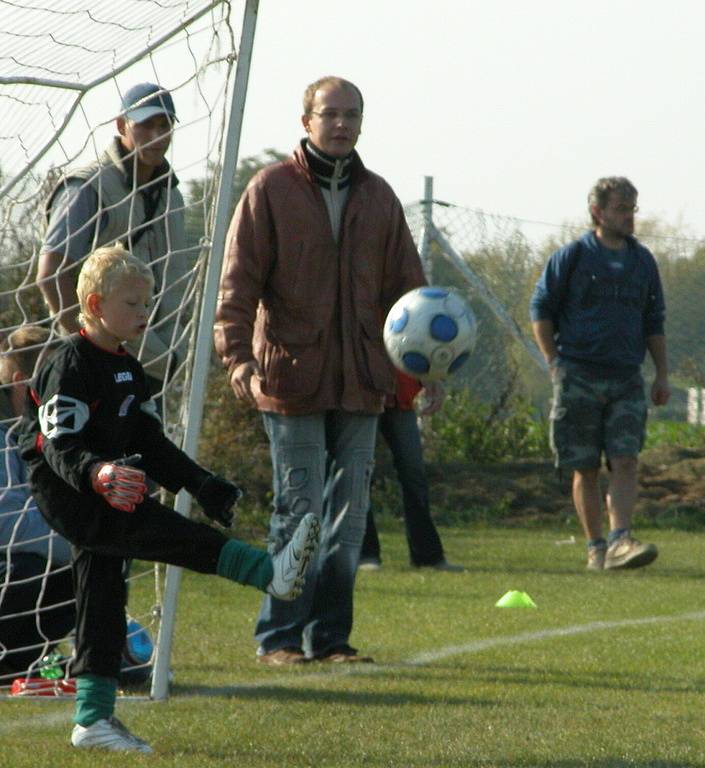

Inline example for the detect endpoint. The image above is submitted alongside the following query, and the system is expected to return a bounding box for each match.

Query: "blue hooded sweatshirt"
[529,231,665,373]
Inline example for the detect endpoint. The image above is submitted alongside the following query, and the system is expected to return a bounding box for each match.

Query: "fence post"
[419,176,434,282]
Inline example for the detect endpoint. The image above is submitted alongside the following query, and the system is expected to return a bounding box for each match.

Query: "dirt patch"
[424,445,705,526]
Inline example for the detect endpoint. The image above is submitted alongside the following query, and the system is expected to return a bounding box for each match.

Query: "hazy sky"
[234,0,705,237]
[4,0,705,239]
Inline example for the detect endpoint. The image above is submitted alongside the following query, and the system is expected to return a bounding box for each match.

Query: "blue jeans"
[255,411,377,657]
[361,407,445,566]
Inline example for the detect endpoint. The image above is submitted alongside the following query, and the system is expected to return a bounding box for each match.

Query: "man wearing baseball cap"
[38,82,189,387]
[121,82,178,124]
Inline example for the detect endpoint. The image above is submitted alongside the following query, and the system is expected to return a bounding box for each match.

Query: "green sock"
[74,674,118,727]
[217,539,273,591]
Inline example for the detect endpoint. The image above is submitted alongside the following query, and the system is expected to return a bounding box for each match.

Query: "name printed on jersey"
[38,394,90,439]
[114,371,134,383]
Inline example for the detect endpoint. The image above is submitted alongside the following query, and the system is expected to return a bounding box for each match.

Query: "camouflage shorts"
[549,362,647,469]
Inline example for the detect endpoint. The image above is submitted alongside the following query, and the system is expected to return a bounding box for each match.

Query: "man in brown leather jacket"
[215,75,433,665]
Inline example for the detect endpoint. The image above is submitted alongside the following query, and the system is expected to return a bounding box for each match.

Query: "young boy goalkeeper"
[19,245,320,753]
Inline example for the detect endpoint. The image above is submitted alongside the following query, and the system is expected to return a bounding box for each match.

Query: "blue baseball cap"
[120,82,178,124]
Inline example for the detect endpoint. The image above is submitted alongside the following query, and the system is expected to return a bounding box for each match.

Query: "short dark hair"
[588,177,638,224]
[302,76,364,116]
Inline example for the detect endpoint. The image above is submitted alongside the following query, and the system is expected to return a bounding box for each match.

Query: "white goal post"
[0,0,257,701]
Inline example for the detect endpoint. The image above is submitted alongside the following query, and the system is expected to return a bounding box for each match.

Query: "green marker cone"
[495,590,537,608]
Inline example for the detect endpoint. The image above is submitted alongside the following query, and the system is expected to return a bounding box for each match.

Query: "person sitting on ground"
[18,244,320,753]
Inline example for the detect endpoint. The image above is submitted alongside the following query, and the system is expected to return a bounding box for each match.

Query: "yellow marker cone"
[495,590,537,608]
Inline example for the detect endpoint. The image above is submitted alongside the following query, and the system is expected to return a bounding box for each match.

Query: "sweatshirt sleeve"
[128,396,208,495]
[33,350,105,492]
[643,251,666,337]
[529,243,576,323]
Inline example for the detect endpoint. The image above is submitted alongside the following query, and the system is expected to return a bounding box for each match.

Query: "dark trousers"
[360,407,444,567]
[0,553,75,677]
[30,463,228,679]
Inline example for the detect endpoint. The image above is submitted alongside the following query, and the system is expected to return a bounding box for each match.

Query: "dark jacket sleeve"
[381,191,426,315]
[214,174,277,376]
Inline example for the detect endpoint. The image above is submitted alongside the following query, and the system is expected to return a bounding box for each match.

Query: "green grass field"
[2,527,704,767]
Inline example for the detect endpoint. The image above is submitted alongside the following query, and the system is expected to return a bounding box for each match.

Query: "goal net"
[0,0,250,698]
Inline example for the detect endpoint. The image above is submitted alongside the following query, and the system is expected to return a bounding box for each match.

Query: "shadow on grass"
[502,761,699,768]
[170,682,496,708]
[471,664,705,695]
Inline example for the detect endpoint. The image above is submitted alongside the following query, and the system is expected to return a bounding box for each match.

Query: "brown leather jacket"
[214,144,425,416]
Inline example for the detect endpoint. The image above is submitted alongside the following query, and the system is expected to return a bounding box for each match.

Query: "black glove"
[194,473,244,528]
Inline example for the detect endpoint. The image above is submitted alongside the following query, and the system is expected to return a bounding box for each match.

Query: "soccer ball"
[383,287,477,382]
[119,617,154,685]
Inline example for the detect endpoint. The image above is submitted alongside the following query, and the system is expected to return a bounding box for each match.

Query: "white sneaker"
[71,716,153,753]
[267,513,320,601]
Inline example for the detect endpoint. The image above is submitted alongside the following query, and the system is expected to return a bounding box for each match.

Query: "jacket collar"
[302,139,353,190]
[293,139,367,186]
[582,230,648,262]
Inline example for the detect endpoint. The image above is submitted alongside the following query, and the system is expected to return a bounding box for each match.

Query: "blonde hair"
[0,325,52,385]
[77,244,154,325]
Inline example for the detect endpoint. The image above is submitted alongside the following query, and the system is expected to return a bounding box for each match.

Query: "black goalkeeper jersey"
[19,331,204,495]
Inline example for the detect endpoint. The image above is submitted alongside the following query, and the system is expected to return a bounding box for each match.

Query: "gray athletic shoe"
[604,535,658,570]
[267,513,320,601]
[586,542,607,571]
[71,716,152,753]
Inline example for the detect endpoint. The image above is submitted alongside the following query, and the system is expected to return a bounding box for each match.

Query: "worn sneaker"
[604,535,658,570]
[358,557,382,571]
[267,513,320,601]
[413,559,465,573]
[71,716,152,753]
[586,542,607,571]
[431,559,465,573]
[256,647,308,666]
[315,644,374,663]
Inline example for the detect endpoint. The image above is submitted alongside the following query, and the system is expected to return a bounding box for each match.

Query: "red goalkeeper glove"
[90,454,147,513]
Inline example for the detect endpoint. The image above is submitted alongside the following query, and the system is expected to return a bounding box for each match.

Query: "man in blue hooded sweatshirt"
[530,177,670,571]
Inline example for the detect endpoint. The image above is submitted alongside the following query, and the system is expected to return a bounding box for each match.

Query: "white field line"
[405,609,705,665]
[2,609,703,732]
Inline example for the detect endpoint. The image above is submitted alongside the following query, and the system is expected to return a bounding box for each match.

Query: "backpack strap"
[564,238,583,285]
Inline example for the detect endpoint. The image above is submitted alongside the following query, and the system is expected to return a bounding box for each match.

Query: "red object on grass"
[10,677,77,696]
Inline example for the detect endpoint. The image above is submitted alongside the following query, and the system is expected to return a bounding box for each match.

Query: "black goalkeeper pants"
[29,463,229,679]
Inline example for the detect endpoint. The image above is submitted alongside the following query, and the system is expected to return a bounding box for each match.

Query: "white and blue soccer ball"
[119,617,154,685]
[383,287,477,382]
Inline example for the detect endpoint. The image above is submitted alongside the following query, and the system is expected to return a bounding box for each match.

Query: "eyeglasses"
[309,110,362,123]
[606,203,639,214]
